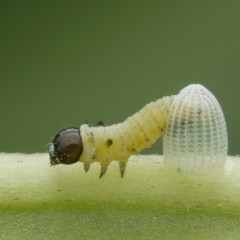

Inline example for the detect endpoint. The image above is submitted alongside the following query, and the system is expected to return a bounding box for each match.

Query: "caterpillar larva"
[49,84,228,177]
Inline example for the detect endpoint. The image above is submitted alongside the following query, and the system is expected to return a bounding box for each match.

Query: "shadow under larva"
[49,84,228,177]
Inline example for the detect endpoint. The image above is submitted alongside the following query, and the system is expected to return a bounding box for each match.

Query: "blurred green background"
[0,1,239,154]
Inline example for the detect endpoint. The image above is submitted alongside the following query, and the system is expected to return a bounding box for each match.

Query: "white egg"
[163,84,228,173]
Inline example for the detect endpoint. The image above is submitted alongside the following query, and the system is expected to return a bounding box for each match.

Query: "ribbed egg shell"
[163,84,228,173]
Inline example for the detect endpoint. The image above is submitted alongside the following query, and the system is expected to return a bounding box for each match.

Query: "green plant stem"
[1,153,240,240]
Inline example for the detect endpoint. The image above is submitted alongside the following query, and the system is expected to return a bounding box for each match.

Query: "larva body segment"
[163,84,228,173]
[79,96,174,176]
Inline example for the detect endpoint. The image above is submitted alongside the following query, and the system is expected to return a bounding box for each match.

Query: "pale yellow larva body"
[79,96,174,177]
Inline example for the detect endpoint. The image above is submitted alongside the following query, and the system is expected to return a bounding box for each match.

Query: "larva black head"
[49,128,83,165]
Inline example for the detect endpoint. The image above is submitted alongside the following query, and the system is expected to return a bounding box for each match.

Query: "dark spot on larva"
[132,148,136,152]
[146,138,150,142]
[106,139,113,147]
[97,121,104,126]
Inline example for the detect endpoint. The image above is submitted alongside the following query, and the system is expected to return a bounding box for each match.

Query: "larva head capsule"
[49,128,83,165]
[163,84,228,173]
